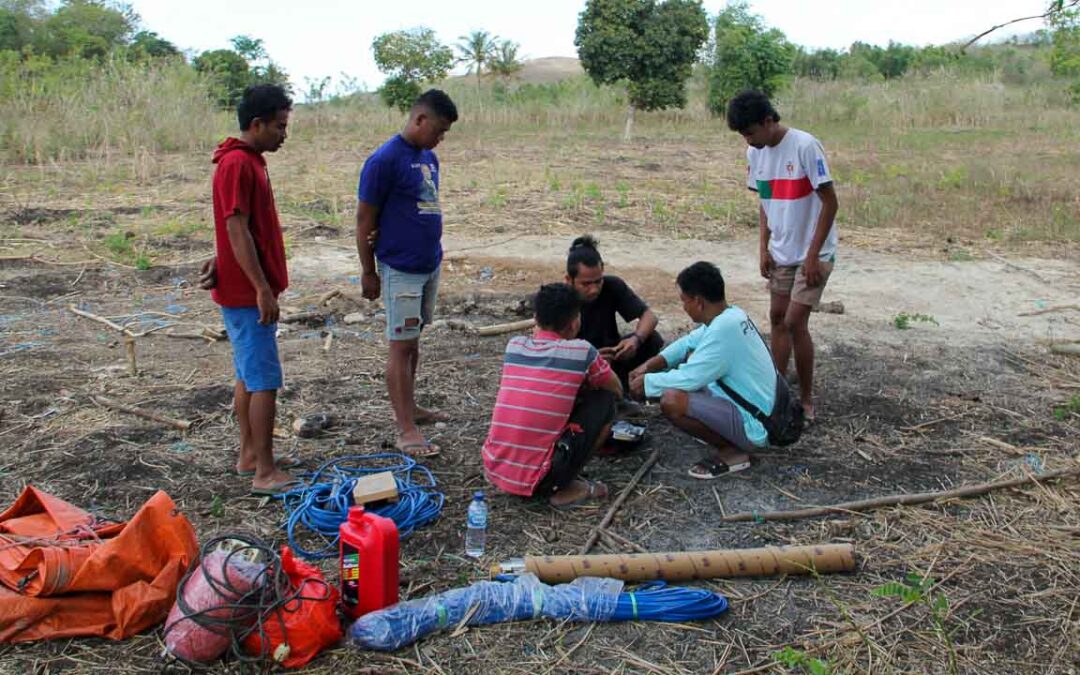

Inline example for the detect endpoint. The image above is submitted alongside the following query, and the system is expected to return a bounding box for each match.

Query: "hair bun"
[569,234,599,252]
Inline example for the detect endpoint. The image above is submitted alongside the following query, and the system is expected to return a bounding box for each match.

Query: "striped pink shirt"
[483,330,613,496]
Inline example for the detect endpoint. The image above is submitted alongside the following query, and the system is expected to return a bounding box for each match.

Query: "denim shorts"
[379,262,440,341]
[220,306,282,392]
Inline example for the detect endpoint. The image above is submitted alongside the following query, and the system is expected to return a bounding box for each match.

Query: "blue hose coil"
[274,454,445,559]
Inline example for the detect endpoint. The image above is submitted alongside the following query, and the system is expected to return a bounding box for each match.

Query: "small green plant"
[593,204,607,227]
[548,174,562,192]
[948,249,974,262]
[984,228,1003,241]
[937,165,968,190]
[486,186,508,208]
[104,231,132,256]
[209,494,225,518]
[773,646,832,675]
[615,180,630,207]
[134,254,152,271]
[583,182,602,201]
[893,312,938,330]
[1053,394,1080,420]
[873,572,957,675]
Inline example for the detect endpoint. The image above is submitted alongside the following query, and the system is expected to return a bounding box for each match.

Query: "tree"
[455,29,497,85]
[193,48,250,106]
[576,0,708,140]
[793,47,842,80]
[372,27,453,111]
[127,30,179,60]
[489,39,524,80]
[40,0,135,59]
[707,2,795,116]
[0,0,46,53]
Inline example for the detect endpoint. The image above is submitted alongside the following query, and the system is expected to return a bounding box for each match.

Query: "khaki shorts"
[769,260,834,308]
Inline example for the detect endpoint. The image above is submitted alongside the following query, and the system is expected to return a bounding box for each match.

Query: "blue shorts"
[379,262,440,341]
[220,306,282,392]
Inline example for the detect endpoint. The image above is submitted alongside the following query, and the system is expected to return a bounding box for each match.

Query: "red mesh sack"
[164,548,265,663]
[243,547,342,668]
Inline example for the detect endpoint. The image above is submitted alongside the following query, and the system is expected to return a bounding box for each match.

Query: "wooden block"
[352,472,399,505]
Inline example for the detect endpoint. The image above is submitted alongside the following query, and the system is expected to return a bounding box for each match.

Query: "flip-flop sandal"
[688,459,752,480]
[396,440,441,458]
[551,480,608,510]
[236,455,302,476]
[250,480,303,497]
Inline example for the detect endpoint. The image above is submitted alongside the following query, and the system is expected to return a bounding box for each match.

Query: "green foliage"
[1049,7,1080,77]
[40,0,135,60]
[127,30,179,60]
[192,48,249,107]
[372,27,453,111]
[489,39,523,79]
[892,312,938,330]
[1053,394,1080,420]
[872,572,957,675]
[379,75,422,112]
[773,646,832,674]
[708,2,795,115]
[575,0,708,113]
[793,47,842,80]
[456,29,497,79]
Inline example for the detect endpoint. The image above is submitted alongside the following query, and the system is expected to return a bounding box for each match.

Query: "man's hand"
[361,271,381,301]
[803,256,822,287]
[610,335,640,362]
[760,250,775,279]
[198,257,217,290]
[628,372,646,401]
[256,287,280,325]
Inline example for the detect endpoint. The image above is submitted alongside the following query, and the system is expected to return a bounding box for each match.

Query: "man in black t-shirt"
[565,236,663,391]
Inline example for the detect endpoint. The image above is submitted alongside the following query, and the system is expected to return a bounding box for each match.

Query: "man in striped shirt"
[483,283,623,507]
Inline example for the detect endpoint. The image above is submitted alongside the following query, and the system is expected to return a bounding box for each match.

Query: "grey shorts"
[687,391,753,452]
[379,262,440,341]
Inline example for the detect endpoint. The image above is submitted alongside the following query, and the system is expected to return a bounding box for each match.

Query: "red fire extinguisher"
[339,506,399,620]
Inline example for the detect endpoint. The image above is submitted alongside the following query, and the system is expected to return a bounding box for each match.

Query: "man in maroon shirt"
[210,84,296,496]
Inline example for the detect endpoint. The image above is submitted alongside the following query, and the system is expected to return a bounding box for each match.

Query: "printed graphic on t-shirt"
[415,163,440,215]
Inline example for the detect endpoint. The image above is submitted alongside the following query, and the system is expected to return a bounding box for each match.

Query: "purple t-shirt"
[357,135,443,274]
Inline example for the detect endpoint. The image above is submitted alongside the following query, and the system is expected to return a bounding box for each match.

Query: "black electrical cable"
[162,533,333,667]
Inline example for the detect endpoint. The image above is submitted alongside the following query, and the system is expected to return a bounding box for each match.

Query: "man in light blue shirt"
[629,262,777,479]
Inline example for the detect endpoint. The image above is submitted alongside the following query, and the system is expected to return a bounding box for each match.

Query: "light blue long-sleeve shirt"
[644,305,776,447]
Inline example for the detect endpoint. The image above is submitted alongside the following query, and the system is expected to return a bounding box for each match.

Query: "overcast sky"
[128,0,1050,95]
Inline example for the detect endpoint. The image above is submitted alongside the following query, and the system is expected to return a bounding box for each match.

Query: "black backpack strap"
[715,377,770,426]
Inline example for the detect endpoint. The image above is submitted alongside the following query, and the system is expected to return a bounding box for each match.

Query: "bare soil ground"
[0,115,1078,672]
[0,227,1077,673]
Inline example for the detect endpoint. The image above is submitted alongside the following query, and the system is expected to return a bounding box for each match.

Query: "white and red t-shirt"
[482,331,613,496]
[747,128,837,266]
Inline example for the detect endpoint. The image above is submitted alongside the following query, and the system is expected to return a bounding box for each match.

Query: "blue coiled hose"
[612,581,728,621]
[274,454,444,560]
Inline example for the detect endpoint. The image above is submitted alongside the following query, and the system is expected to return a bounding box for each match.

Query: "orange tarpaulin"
[0,486,198,643]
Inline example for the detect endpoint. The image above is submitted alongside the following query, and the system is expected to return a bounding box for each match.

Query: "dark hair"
[412,89,459,123]
[566,235,603,278]
[676,261,726,303]
[238,84,293,131]
[726,90,780,132]
[534,283,581,332]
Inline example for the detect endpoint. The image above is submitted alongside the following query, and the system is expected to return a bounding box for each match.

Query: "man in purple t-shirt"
[355,89,458,458]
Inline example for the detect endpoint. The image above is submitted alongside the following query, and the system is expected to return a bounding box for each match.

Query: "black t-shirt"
[578,275,649,349]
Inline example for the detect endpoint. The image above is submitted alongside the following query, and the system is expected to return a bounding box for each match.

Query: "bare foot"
[414,407,449,424]
[251,468,296,491]
[548,479,608,508]
[801,400,816,422]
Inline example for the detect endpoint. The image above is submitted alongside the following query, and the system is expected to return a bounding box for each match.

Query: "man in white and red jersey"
[482,283,623,508]
[727,90,839,422]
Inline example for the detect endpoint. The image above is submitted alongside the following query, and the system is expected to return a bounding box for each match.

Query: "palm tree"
[489,40,524,80]
[455,30,498,85]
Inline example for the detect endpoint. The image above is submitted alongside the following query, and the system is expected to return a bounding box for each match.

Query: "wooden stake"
[720,466,1080,523]
[476,318,536,337]
[92,395,192,431]
[580,445,662,555]
[68,305,132,335]
[123,334,137,376]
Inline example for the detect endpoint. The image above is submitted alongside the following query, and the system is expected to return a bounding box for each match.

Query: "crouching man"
[483,283,623,507]
[629,262,777,479]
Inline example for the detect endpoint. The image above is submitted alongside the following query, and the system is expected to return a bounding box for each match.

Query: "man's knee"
[782,307,811,336]
[659,389,687,419]
[769,305,787,328]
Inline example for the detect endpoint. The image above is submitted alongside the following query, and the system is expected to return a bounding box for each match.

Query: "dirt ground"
[0,213,1078,674]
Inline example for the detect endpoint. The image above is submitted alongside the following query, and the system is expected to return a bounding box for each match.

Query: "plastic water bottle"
[465,491,488,558]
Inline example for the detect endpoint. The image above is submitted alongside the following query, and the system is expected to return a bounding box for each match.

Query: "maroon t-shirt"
[210,138,288,307]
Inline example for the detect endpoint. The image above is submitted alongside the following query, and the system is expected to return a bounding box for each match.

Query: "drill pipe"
[492,544,855,583]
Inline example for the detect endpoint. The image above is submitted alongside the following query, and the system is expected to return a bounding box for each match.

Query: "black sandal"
[688,458,751,480]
